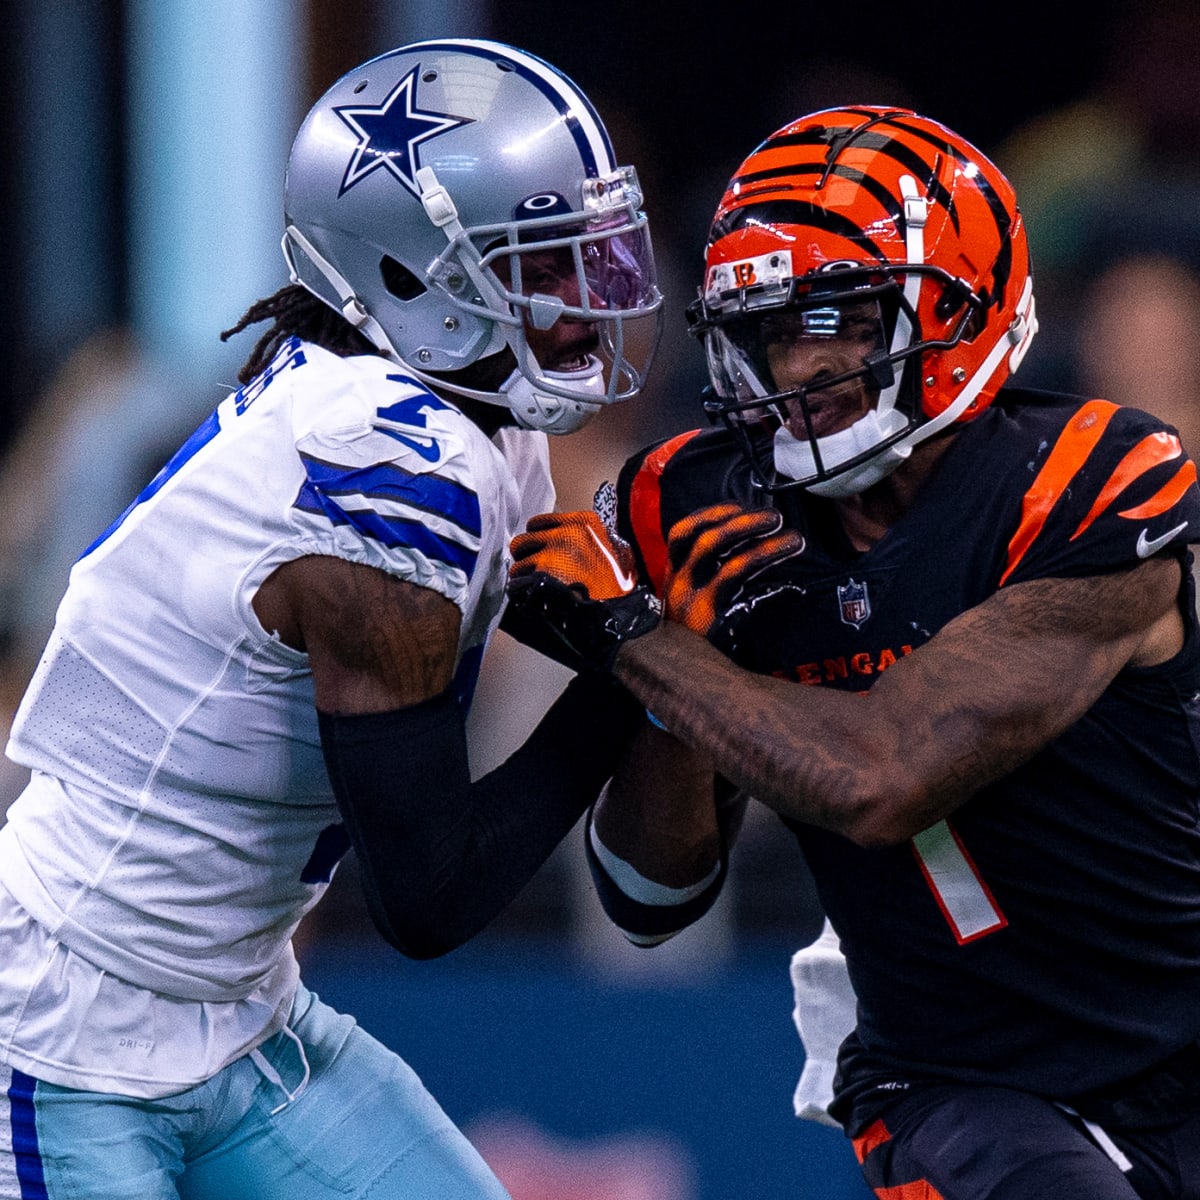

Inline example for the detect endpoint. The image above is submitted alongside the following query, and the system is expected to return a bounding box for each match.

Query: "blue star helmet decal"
[334,64,473,197]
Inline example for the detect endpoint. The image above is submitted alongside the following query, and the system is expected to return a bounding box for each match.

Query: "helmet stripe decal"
[889,118,1016,305]
[891,118,1010,242]
[748,129,959,233]
[887,117,1016,306]
[402,40,614,176]
[710,200,888,261]
[733,164,905,223]
[844,128,943,175]
[503,45,617,168]
[758,129,840,151]
[841,134,959,226]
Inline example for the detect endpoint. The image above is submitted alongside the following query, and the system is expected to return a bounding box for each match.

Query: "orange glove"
[510,510,638,600]
[663,503,805,637]
[505,509,658,675]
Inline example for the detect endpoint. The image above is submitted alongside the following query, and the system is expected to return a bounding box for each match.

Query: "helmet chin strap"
[502,355,605,435]
[283,225,396,354]
[774,409,911,497]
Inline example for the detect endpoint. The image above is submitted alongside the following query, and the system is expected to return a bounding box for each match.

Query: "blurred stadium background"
[2,2,1197,1195]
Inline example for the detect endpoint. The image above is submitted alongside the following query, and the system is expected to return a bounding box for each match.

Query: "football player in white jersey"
[0,40,661,1200]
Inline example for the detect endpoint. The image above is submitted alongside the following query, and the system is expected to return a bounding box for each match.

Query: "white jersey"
[0,338,554,1095]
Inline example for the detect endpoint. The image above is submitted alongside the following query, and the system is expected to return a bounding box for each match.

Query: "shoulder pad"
[1001,399,1200,585]
[615,428,755,593]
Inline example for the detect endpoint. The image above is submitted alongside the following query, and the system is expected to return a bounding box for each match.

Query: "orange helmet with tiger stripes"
[687,106,1038,495]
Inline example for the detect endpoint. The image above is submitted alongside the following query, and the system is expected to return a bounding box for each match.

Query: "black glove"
[502,572,661,675]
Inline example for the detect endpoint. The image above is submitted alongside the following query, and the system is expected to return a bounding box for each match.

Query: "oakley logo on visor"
[514,192,573,220]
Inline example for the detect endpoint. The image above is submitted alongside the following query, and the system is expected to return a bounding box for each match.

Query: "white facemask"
[773,408,911,498]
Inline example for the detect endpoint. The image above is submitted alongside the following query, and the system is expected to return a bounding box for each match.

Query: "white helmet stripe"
[875,174,928,419]
[902,276,1038,445]
[403,39,615,176]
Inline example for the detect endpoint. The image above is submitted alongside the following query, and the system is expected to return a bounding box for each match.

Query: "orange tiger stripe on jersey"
[1120,458,1198,520]
[853,1120,947,1200]
[628,430,701,594]
[999,400,1118,585]
[874,1182,947,1199]
[853,1118,893,1163]
[1071,432,1183,540]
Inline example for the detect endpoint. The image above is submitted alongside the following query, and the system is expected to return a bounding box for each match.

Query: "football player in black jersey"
[503,107,1200,1198]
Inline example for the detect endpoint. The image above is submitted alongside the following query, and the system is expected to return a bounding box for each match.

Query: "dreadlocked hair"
[220,284,383,384]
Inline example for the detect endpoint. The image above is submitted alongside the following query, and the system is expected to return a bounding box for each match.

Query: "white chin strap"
[502,355,605,435]
[774,408,912,498]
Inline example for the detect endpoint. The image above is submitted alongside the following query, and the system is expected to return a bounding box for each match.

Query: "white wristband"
[588,818,720,906]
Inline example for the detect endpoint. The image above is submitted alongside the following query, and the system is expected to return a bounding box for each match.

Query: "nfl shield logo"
[838,578,870,629]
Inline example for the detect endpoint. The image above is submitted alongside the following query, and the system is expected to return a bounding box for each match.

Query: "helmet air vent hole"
[353,80,368,94]
[495,60,514,72]
[380,256,427,301]
[934,279,971,321]
[422,70,437,82]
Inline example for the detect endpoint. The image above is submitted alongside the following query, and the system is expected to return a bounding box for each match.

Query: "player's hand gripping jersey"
[615,389,1200,1111]
[0,338,553,1095]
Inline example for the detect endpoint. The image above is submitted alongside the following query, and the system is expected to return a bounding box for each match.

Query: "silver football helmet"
[282,39,663,434]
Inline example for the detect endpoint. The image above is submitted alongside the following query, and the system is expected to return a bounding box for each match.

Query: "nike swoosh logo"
[375,427,441,462]
[587,525,636,592]
[1136,521,1189,558]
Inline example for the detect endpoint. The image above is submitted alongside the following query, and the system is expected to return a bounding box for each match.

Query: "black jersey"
[614,388,1200,1106]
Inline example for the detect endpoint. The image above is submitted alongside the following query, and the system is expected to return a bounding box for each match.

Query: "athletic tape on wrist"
[588,816,720,906]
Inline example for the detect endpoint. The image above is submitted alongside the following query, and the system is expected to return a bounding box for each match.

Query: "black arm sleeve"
[317,673,643,959]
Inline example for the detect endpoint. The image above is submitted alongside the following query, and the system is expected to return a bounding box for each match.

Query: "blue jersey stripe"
[79,407,222,560]
[298,454,482,537]
[8,1070,49,1200]
[295,483,479,578]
